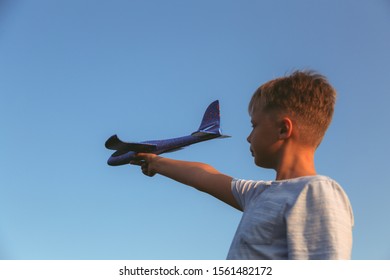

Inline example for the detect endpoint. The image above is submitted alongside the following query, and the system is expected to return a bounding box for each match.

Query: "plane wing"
[105,135,157,156]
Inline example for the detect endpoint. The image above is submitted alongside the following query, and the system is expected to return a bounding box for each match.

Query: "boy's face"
[247,108,283,169]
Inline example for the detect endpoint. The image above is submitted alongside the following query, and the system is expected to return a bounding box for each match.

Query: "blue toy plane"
[105,100,230,166]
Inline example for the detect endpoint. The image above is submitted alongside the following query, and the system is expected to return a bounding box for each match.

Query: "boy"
[130,70,354,260]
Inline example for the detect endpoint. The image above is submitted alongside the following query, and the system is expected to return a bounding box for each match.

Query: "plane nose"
[107,157,119,166]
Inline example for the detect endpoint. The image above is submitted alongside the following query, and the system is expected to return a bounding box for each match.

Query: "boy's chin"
[253,157,263,167]
[254,157,273,169]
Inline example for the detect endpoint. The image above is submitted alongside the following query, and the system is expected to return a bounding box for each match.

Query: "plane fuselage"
[107,133,219,166]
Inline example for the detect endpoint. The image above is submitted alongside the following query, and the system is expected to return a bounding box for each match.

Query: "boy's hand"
[130,153,160,177]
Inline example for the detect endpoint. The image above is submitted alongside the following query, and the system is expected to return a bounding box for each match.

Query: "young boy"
[130,70,354,260]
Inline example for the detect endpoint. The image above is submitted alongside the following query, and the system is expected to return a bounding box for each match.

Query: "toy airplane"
[105,100,230,166]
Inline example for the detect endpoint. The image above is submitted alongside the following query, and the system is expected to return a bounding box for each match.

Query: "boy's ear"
[279,117,293,139]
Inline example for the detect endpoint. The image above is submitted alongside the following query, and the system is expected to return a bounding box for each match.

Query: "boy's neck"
[274,145,317,181]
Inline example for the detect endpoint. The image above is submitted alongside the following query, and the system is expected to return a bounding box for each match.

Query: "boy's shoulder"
[232,175,346,210]
[233,175,339,192]
[272,175,341,191]
[272,175,348,203]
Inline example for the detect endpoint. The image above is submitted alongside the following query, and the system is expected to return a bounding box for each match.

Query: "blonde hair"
[249,70,336,147]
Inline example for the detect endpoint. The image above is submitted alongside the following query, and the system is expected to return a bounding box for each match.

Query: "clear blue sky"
[1,0,389,260]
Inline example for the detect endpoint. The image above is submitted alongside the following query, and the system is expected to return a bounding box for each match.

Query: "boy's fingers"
[129,153,158,177]
[130,153,156,166]
[133,153,151,161]
[129,153,148,165]
[129,160,142,166]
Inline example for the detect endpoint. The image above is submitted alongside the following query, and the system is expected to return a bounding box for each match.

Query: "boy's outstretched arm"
[130,153,241,210]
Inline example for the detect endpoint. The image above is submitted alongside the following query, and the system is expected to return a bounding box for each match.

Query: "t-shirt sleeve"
[231,179,268,211]
[285,179,354,259]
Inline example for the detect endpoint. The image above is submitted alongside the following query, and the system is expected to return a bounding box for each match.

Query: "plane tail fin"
[191,100,230,138]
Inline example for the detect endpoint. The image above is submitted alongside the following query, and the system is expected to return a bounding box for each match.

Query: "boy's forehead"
[250,107,266,121]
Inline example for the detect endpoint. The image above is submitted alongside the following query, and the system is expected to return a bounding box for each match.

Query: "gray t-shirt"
[227,175,354,260]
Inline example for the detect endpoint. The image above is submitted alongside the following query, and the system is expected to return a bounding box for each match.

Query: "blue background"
[1,0,389,259]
